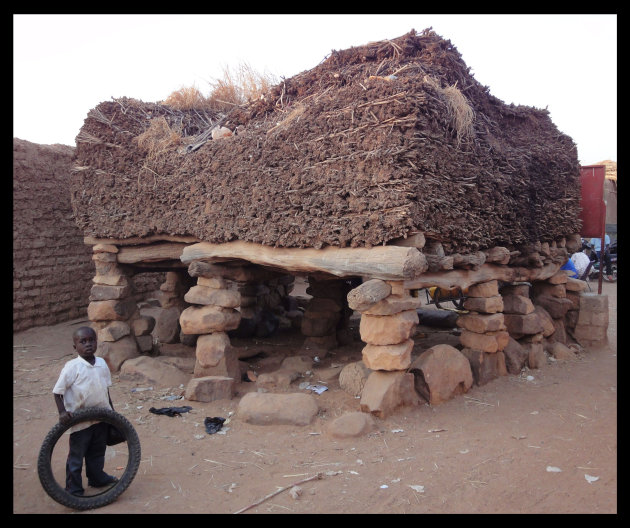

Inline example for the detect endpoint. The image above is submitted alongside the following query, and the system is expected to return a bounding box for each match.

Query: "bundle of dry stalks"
[134,116,182,156]
[423,75,475,144]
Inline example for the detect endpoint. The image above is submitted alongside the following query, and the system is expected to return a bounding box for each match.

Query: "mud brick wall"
[13,139,165,332]
[13,139,94,331]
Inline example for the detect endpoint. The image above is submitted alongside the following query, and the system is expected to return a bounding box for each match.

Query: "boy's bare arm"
[54,393,72,425]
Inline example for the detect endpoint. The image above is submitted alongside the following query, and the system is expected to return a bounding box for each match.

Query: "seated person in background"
[560,256,579,278]
[570,247,592,279]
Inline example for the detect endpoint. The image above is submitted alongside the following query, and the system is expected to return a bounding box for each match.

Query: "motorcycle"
[587,240,617,282]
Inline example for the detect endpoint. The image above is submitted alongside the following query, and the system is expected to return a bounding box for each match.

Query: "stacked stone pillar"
[89,244,142,372]
[154,271,194,346]
[458,280,509,385]
[349,280,422,417]
[530,272,574,346]
[499,282,547,370]
[179,275,242,380]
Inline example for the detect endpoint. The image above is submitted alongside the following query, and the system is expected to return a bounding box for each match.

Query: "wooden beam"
[84,234,200,246]
[403,262,561,291]
[117,243,189,264]
[181,241,428,281]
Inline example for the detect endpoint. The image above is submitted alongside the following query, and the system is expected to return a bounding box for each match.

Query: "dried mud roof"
[71,28,581,253]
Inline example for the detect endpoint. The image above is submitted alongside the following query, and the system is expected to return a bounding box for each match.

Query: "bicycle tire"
[37,407,141,510]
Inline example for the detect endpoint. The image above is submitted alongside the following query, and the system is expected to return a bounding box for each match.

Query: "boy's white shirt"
[53,355,112,433]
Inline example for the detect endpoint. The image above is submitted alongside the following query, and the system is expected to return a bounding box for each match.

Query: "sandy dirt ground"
[13,281,616,514]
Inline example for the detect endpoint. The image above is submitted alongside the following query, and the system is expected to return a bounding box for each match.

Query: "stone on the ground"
[185,376,234,402]
[339,361,372,397]
[96,335,139,372]
[502,337,528,375]
[255,368,300,390]
[237,392,319,425]
[119,355,190,388]
[409,344,473,404]
[546,341,577,361]
[359,371,420,418]
[326,411,376,438]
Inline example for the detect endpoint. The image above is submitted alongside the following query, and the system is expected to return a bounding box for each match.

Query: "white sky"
[13,14,617,165]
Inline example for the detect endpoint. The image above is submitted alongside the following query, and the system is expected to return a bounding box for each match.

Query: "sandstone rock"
[156,342,196,358]
[534,295,573,319]
[347,279,391,311]
[195,332,231,368]
[119,355,190,388]
[456,312,505,333]
[533,305,555,337]
[463,295,504,314]
[131,314,156,336]
[499,283,530,297]
[339,361,372,397]
[459,329,509,353]
[180,305,241,335]
[409,344,473,404]
[281,355,314,373]
[362,339,413,371]
[155,306,182,344]
[467,280,499,298]
[363,295,422,316]
[503,313,544,337]
[237,392,319,425]
[326,412,376,439]
[359,309,418,345]
[546,341,577,361]
[256,368,300,390]
[460,348,500,386]
[185,376,234,402]
[97,321,131,342]
[88,298,137,322]
[135,334,154,353]
[158,356,195,373]
[565,277,587,292]
[89,283,132,301]
[547,271,569,284]
[184,285,241,308]
[194,349,241,380]
[501,294,535,314]
[360,371,420,418]
[96,335,139,372]
[502,337,528,375]
[197,276,231,289]
[532,282,566,298]
[524,341,547,369]
[93,272,130,287]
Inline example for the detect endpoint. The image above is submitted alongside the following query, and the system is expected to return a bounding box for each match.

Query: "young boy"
[53,326,118,496]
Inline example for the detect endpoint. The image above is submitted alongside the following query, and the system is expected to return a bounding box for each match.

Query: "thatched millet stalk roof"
[71,29,581,255]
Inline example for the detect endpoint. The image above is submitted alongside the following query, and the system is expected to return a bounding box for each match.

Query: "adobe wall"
[13,138,163,332]
[13,139,93,331]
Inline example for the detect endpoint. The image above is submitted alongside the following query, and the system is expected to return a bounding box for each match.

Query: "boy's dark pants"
[65,422,111,494]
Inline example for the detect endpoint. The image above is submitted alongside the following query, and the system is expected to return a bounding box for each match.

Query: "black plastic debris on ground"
[149,406,193,417]
[204,417,226,434]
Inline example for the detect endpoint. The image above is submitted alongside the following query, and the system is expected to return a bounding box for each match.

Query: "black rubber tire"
[37,408,141,510]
